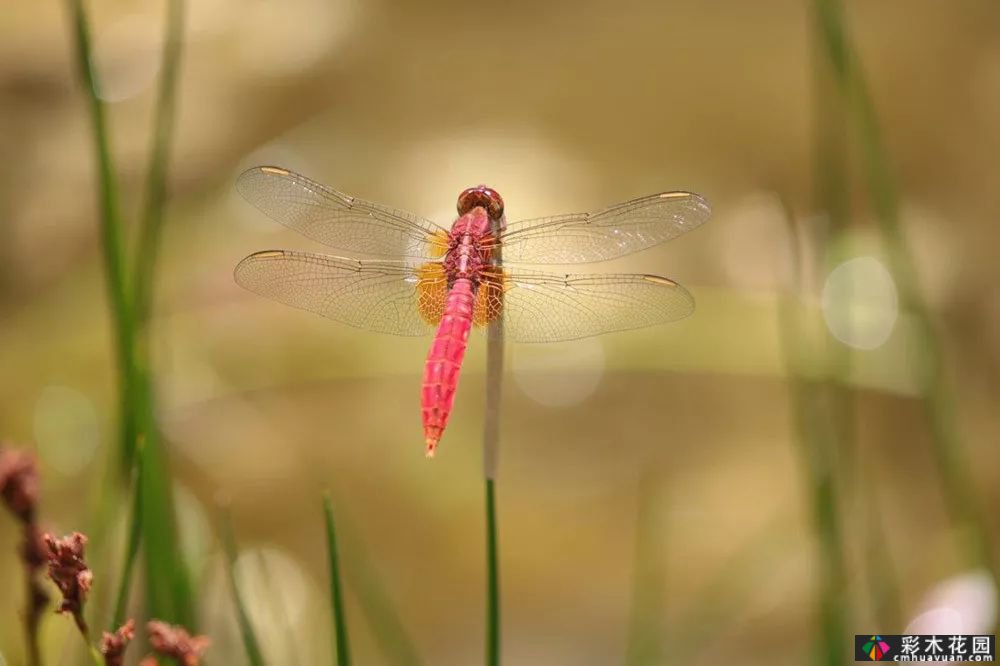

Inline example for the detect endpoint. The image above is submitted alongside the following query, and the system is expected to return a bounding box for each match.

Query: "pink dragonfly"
[234,166,711,456]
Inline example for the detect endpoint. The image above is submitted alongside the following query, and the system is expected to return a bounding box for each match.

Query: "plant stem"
[778,207,848,665]
[624,472,666,665]
[133,0,184,332]
[25,581,43,666]
[323,493,352,666]
[132,0,197,628]
[810,9,901,629]
[23,521,48,666]
[82,632,103,666]
[482,331,503,666]
[220,511,266,666]
[67,0,197,631]
[863,489,901,626]
[482,306,504,482]
[110,439,146,629]
[333,507,423,666]
[138,428,197,627]
[255,548,304,665]
[484,478,500,666]
[69,610,103,666]
[66,0,136,471]
[812,0,994,577]
[482,219,505,666]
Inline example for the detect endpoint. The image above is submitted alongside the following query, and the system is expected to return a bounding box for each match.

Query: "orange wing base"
[416,263,506,327]
[473,269,505,327]
[416,263,448,325]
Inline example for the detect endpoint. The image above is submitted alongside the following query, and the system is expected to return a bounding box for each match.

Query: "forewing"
[496,191,710,264]
[234,250,444,336]
[236,166,450,259]
[487,268,694,342]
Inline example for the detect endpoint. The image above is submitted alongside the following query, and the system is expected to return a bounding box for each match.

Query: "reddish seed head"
[457,185,504,221]
[44,532,92,617]
[146,620,210,666]
[101,619,136,666]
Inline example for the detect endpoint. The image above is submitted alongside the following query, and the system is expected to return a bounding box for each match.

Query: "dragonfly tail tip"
[425,438,438,458]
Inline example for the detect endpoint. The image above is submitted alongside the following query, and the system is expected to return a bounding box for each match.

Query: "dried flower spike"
[1,444,50,665]
[22,525,49,569]
[44,532,93,621]
[0,446,40,522]
[147,620,210,666]
[100,619,135,666]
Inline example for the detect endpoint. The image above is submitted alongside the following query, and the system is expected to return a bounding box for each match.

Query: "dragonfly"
[234,166,711,456]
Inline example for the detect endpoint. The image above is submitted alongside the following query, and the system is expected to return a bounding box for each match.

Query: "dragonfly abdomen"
[421,277,476,456]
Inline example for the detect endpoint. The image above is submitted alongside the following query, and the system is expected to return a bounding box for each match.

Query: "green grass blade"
[778,204,848,665]
[220,511,267,666]
[482,215,504,666]
[66,0,136,471]
[810,14,902,629]
[671,512,792,662]
[130,0,197,628]
[862,493,902,627]
[333,507,423,666]
[484,479,500,666]
[140,429,197,626]
[68,0,195,632]
[323,493,352,666]
[133,0,184,330]
[624,472,666,666]
[254,548,304,665]
[69,0,198,633]
[812,0,995,578]
[110,440,146,629]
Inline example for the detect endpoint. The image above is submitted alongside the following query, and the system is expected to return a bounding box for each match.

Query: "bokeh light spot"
[821,256,898,350]
[512,337,605,408]
[174,485,212,569]
[236,0,356,75]
[33,385,100,477]
[234,547,312,661]
[905,570,997,635]
[94,14,162,102]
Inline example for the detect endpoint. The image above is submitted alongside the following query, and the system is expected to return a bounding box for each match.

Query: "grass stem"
[23,523,48,666]
[323,493,352,666]
[220,511,266,666]
[484,479,500,666]
[812,0,995,578]
[778,205,848,665]
[66,0,136,471]
[333,507,423,666]
[482,218,505,666]
[624,472,666,665]
[110,439,146,629]
[133,0,184,332]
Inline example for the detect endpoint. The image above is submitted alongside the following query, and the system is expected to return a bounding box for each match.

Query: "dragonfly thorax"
[443,233,492,284]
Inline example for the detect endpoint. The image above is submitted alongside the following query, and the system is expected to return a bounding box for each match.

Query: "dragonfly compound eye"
[457,185,504,221]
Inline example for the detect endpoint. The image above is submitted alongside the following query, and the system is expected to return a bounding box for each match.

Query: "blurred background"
[1,0,999,664]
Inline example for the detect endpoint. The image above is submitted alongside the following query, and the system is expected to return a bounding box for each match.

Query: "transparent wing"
[234,250,443,336]
[495,191,710,264]
[235,251,694,343]
[236,166,450,259]
[485,268,695,342]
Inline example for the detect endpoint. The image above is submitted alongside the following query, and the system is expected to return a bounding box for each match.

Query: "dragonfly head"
[457,185,504,222]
